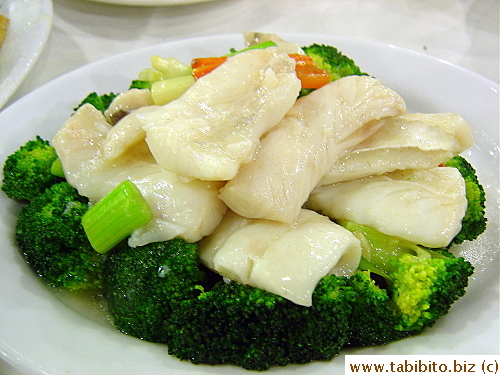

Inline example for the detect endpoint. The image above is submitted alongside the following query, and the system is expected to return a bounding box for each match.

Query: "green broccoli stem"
[82,180,153,254]
[341,219,474,334]
[338,220,441,277]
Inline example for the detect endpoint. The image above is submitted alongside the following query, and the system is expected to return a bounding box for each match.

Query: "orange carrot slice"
[289,54,331,88]
[288,54,315,65]
[192,57,227,79]
[191,54,331,89]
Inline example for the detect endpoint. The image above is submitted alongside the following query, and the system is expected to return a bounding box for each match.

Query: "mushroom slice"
[243,31,305,54]
[104,88,154,125]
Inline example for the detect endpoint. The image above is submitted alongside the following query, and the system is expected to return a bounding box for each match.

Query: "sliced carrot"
[289,54,331,88]
[192,64,224,80]
[296,66,331,89]
[191,56,227,69]
[296,69,331,89]
[191,53,331,89]
[288,54,315,65]
[191,57,227,79]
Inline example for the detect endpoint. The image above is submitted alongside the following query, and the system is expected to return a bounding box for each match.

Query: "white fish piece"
[319,112,474,185]
[219,75,406,223]
[137,47,301,181]
[52,104,227,245]
[198,209,361,306]
[307,167,467,248]
[51,104,113,197]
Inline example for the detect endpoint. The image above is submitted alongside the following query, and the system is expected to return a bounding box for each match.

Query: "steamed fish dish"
[1,33,488,372]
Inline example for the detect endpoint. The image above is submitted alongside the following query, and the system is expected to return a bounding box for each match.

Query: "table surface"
[0,0,498,373]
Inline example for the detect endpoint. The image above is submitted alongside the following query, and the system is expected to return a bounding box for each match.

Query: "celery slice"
[150,55,192,79]
[137,67,162,82]
[82,180,153,253]
[151,75,195,105]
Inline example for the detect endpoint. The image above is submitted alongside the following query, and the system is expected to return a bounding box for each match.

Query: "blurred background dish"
[82,0,217,6]
[0,0,52,110]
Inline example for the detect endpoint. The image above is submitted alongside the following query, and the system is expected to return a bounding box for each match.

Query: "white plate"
[0,0,52,110]
[0,33,498,375]
[83,0,216,6]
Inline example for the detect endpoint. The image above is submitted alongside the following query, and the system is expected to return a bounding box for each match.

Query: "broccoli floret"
[105,240,355,370]
[2,136,64,201]
[347,270,414,347]
[166,274,355,371]
[444,155,487,244]
[15,181,104,290]
[300,44,369,96]
[102,239,204,343]
[73,92,118,112]
[390,248,473,331]
[340,220,474,345]
[302,43,369,82]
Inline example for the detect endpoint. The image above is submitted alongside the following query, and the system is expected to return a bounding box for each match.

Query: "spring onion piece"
[151,75,195,105]
[82,180,153,254]
[223,40,277,57]
[150,55,192,79]
[138,67,163,82]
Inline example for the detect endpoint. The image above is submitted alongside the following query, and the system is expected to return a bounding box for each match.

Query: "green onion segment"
[82,180,153,254]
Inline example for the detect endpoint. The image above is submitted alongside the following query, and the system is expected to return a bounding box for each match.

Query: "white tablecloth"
[1,0,498,373]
